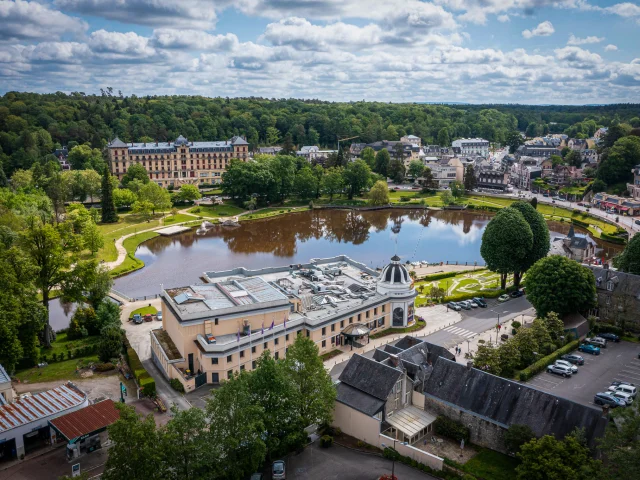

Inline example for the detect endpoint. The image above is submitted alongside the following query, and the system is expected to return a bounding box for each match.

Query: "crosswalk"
[443,326,477,339]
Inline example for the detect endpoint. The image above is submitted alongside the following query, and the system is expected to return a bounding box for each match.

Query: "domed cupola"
[175,135,189,146]
[380,255,411,285]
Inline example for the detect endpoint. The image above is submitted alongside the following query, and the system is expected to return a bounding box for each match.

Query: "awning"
[49,400,120,444]
[386,405,436,438]
[341,324,370,337]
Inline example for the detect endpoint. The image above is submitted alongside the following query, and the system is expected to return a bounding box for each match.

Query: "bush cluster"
[593,324,625,336]
[125,343,156,397]
[170,378,185,393]
[320,435,333,448]
[434,416,471,443]
[94,362,115,372]
[518,340,580,381]
[41,344,99,363]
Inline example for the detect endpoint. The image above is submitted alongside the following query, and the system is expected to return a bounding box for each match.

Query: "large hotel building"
[107,135,249,187]
[150,255,417,391]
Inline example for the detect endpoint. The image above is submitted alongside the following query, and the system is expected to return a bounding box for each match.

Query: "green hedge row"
[599,232,626,244]
[125,344,156,397]
[518,340,580,381]
[421,268,487,281]
[571,218,591,228]
[593,324,625,336]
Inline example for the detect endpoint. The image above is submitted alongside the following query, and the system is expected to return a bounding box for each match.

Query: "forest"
[1,90,640,176]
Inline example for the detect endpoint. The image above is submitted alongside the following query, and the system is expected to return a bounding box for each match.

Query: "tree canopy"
[614,233,640,275]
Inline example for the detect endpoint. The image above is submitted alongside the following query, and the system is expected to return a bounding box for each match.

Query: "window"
[349,317,353,324]
[607,281,614,291]
[227,355,233,362]
[252,346,256,353]
[357,314,361,321]
[374,307,378,315]
[378,317,385,327]
[240,350,245,358]
[211,358,218,365]
[240,365,245,371]
[227,370,233,380]
[331,336,335,344]
[382,305,385,313]
[264,342,268,349]
[215,318,219,325]
[275,352,279,360]
[306,330,310,337]
[606,296,611,305]
[366,311,370,319]
[340,320,344,328]
[322,327,326,336]
[286,334,289,341]
[297,329,302,336]
[274,338,279,345]
[331,324,335,332]
[322,340,326,348]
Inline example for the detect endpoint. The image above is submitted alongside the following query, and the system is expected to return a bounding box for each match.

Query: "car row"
[131,312,162,324]
[595,382,636,408]
[447,297,487,311]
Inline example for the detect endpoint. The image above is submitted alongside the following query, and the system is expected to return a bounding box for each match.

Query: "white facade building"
[452,138,490,158]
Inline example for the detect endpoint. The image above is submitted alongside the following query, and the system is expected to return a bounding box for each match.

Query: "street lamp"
[381,439,408,479]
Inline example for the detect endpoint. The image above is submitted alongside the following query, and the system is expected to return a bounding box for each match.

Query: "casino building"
[150,255,417,391]
[107,135,249,188]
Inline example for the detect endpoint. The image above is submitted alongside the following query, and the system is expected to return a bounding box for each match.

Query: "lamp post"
[381,439,408,479]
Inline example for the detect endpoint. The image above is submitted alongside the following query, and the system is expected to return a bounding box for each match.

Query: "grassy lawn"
[462,449,520,480]
[97,214,164,262]
[188,203,245,218]
[15,356,100,383]
[241,207,309,221]
[163,213,196,225]
[129,305,158,319]
[109,231,160,277]
[43,332,101,360]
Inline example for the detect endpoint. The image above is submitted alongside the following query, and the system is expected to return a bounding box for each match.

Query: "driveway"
[271,442,437,480]
[525,340,640,407]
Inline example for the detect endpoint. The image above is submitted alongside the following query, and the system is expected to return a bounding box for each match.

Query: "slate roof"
[108,137,127,148]
[423,358,607,448]
[335,383,386,416]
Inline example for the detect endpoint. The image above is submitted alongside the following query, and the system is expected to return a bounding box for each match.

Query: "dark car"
[594,392,626,408]
[561,354,584,365]
[510,289,524,298]
[472,297,487,308]
[132,314,143,324]
[635,219,640,226]
[598,332,620,342]
[543,193,549,197]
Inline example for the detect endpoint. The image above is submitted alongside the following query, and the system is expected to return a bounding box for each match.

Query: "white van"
[608,384,637,398]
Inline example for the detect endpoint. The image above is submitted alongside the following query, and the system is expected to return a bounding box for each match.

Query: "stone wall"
[424,396,507,454]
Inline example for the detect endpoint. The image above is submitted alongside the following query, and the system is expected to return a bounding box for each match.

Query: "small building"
[628,165,640,201]
[550,225,597,263]
[451,138,489,158]
[476,168,509,191]
[592,192,640,216]
[257,147,282,156]
[49,399,120,460]
[0,383,88,460]
[589,265,640,332]
[0,365,14,406]
[516,144,558,159]
[400,135,421,146]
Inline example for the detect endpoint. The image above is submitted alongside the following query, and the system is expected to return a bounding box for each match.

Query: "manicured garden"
[109,231,159,277]
[129,305,158,319]
[163,213,197,225]
[414,269,518,305]
[369,318,426,339]
[188,203,245,218]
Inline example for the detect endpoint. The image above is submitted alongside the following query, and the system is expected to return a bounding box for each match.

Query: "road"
[330,296,534,378]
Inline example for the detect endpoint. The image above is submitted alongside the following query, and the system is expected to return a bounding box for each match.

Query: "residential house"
[549,225,598,263]
[54,147,71,170]
[257,147,283,155]
[580,149,599,166]
[510,157,542,189]
[568,138,588,151]
[589,265,640,332]
[423,145,454,159]
[594,127,608,140]
[400,135,421,146]
[592,192,640,216]
[349,143,367,160]
[296,145,320,160]
[545,165,582,187]
[516,144,559,159]
[451,138,489,158]
[367,141,421,167]
[476,167,509,191]
[628,165,640,201]
[418,157,464,188]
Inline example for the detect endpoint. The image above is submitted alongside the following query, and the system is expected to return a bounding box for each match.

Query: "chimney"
[466,361,473,370]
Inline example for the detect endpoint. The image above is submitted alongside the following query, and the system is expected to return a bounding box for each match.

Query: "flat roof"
[0,383,86,434]
[49,399,120,442]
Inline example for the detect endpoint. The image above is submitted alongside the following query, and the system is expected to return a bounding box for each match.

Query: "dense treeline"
[2,91,639,177]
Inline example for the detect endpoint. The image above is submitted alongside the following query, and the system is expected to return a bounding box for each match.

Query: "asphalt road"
[330,296,534,378]
[526,340,640,408]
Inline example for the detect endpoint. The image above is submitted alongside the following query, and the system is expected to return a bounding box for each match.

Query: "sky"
[0,0,639,104]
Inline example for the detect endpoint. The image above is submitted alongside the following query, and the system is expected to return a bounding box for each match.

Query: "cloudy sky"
[0,0,639,104]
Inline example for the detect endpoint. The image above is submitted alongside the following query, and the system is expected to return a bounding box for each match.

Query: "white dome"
[379,255,411,285]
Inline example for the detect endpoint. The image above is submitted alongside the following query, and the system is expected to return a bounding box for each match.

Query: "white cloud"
[0,0,87,41]
[567,35,604,45]
[54,0,221,29]
[152,29,239,51]
[497,14,510,22]
[605,2,640,17]
[604,44,618,52]
[522,21,555,39]
[555,46,603,67]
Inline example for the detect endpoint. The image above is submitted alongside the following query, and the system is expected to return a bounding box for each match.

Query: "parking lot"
[526,340,640,408]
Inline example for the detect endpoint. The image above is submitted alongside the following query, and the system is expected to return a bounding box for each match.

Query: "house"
[367,141,421,167]
[592,193,640,216]
[257,147,283,155]
[0,364,14,406]
[451,138,490,158]
[417,157,463,188]
[516,144,559,159]
[589,265,640,332]
[594,127,608,140]
[53,147,71,170]
[422,357,608,452]
[349,143,367,160]
[549,225,598,263]
[296,146,320,160]
[476,167,509,191]
[580,149,599,166]
[568,138,588,151]
[400,135,422,146]
[510,157,542,189]
[628,165,640,201]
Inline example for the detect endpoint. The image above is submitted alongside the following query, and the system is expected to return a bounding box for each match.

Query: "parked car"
[156,311,163,321]
[597,332,620,342]
[468,300,478,308]
[554,360,578,374]
[611,381,635,388]
[635,219,640,226]
[543,193,549,197]
[547,364,573,377]
[143,314,153,322]
[608,384,637,398]
[578,344,601,355]
[510,289,524,298]
[577,202,584,206]
[472,297,487,308]
[132,314,143,324]
[586,337,607,348]
[561,354,584,365]
[612,391,634,405]
[458,301,472,310]
[498,294,510,302]
[594,392,626,408]
[272,460,286,480]
[447,302,461,311]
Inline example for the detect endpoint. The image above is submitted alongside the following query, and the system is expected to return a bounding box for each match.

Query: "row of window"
[212,333,294,365]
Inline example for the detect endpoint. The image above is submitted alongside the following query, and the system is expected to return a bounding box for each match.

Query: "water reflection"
[114,208,621,298]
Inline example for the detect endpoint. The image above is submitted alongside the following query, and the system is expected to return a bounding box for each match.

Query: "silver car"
[554,360,578,374]
[547,364,572,377]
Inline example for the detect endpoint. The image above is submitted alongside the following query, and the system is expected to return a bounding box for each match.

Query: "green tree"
[597,136,640,185]
[505,130,524,154]
[598,402,640,480]
[132,200,154,221]
[368,180,390,205]
[542,312,565,344]
[480,208,533,289]
[0,163,7,188]
[463,164,476,191]
[83,169,102,203]
[113,188,137,209]
[437,128,450,147]
[121,163,150,187]
[293,166,319,199]
[613,228,640,274]
[162,406,211,480]
[343,159,371,199]
[82,219,104,255]
[389,159,405,184]
[374,149,390,177]
[504,424,536,454]
[103,404,166,480]
[11,169,33,190]
[473,344,502,375]
[283,335,336,429]
[266,126,280,146]
[176,184,201,203]
[421,167,436,191]
[321,167,344,200]
[139,182,172,215]
[98,324,123,362]
[45,170,73,223]
[516,433,602,480]
[281,133,296,156]
[450,181,464,200]
[530,196,537,209]
[67,145,104,170]
[361,147,376,169]
[509,201,550,286]
[206,373,266,480]
[96,300,121,330]
[440,190,453,205]
[526,256,596,317]
[270,154,296,202]
[408,160,424,179]
[565,150,582,168]
[101,169,118,223]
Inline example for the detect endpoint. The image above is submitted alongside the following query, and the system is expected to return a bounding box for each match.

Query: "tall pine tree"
[101,169,118,223]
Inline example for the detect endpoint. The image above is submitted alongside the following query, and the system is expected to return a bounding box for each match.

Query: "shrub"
[170,378,185,393]
[94,362,115,372]
[512,321,521,329]
[191,207,201,213]
[504,424,536,454]
[140,376,156,397]
[434,416,470,442]
[320,435,333,448]
[518,339,580,381]
[594,324,624,336]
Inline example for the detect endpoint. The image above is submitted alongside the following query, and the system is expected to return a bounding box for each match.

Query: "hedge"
[434,416,470,442]
[124,342,156,397]
[170,378,185,393]
[593,324,625,336]
[140,376,156,397]
[600,232,626,244]
[518,339,580,381]
[421,268,487,282]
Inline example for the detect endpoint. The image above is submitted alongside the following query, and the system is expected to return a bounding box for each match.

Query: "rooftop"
[0,383,86,434]
[152,329,183,360]
[49,399,120,442]
[0,364,9,385]
[108,135,247,151]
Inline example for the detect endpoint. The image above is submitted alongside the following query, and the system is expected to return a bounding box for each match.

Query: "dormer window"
[606,281,614,291]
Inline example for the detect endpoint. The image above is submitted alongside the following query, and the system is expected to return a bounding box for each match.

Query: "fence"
[109,289,161,303]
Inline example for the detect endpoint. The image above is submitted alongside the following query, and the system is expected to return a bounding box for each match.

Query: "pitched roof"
[108,137,127,148]
[423,358,607,448]
[231,136,248,145]
[49,399,120,441]
[0,364,9,385]
[335,382,386,416]
[339,354,402,401]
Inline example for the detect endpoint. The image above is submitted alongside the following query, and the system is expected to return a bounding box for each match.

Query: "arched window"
[393,307,404,327]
